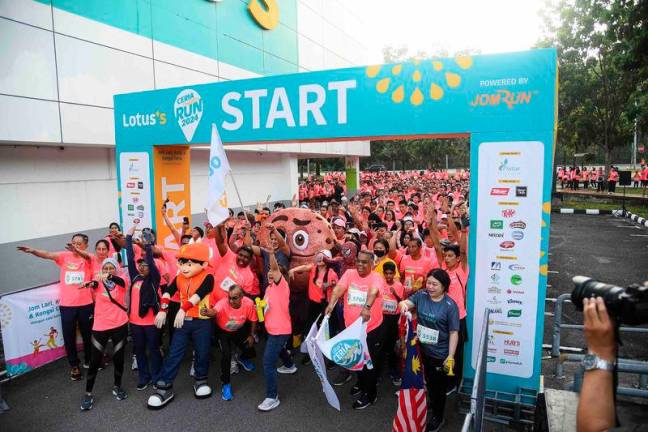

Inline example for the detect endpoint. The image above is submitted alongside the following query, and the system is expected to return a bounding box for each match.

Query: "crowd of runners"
[556,163,648,193]
[17,169,471,432]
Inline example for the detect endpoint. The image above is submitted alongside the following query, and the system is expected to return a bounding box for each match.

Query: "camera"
[141,228,155,245]
[572,276,648,325]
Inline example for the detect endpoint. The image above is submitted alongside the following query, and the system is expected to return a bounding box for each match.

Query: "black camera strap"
[103,283,128,313]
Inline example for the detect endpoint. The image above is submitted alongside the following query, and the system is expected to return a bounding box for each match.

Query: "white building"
[0,0,370,291]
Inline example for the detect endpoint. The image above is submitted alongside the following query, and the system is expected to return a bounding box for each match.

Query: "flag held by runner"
[206,123,231,225]
[316,316,372,371]
[393,314,427,432]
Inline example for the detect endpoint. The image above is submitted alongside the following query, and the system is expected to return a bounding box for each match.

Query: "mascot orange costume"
[147,243,213,409]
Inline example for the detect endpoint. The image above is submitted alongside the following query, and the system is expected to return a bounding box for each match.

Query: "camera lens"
[571,276,626,316]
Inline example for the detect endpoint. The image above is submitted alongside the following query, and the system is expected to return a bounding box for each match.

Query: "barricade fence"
[547,293,648,398]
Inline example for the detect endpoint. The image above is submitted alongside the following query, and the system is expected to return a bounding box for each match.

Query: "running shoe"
[131,355,138,371]
[221,383,233,401]
[80,394,94,411]
[332,370,352,386]
[137,381,151,391]
[257,397,280,412]
[112,386,128,401]
[352,394,377,410]
[350,384,362,397]
[82,362,89,369]
[230,360,240,375]
[277,365,297,374]
[70,366,82,381]
[237,358,256,372]
[391,376,403,387]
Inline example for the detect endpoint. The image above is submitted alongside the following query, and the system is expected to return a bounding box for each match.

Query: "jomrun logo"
[122,111,167,127]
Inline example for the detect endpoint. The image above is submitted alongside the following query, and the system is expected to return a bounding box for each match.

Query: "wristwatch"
[582,353,615,372]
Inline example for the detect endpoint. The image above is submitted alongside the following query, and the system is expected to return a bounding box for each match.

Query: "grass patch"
[557,199,648,219]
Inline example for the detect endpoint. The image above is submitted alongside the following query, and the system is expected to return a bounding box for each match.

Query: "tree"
[538,0,647,168]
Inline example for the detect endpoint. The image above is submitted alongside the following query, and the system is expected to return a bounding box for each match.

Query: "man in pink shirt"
[326,250,384,410]
[18,234,94,380]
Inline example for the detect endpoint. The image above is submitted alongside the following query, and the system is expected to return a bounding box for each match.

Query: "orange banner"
[153,146,191,250]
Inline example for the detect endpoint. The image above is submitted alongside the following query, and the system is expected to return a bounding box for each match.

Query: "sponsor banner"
[473,141,544,378]
[0,284,73,377]
[153,146,191,250]
[120,152,153,234]
[316,316,372,371]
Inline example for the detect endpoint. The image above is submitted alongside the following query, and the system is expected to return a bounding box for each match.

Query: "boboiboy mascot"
[147,242,214,409]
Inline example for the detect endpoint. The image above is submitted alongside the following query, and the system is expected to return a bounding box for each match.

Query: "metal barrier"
[549,293,648,396]
[461,308,490,432]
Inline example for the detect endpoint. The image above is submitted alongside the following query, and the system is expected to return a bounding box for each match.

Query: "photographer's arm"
[577,297,616,432]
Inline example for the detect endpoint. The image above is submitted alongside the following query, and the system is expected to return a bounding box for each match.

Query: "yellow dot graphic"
[366,65,381,78]
[540,250,546,258]
[542,219,547,228]
[392,85,405,103]
[542,202,551,214]
[376,77,391,93]
[413,70,422,82]
[432,61,443,71]
[392,64,402,75]
[455,54,473,69]
[410,87,424,106]
[539,264,548,276]
[429,83,444,100]
[445,72,461,88]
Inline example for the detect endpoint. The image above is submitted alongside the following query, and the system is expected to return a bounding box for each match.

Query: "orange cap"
[178,243,209,263]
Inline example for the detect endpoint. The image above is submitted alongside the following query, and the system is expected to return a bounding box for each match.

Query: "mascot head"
[177,243,209,278]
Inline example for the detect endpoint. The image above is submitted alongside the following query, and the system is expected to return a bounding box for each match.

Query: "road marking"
[545,298,557,302]
[548,270,559,274]
[545,312,554,317]
[630,234,648,237]
[615,225,638,228]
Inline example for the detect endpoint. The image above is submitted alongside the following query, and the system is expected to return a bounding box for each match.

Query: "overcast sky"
[358,0,548,62]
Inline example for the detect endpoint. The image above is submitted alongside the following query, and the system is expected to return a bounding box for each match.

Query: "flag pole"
[228,171,249,221]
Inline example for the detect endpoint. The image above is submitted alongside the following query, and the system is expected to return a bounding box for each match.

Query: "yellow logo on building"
[248,0,279,30]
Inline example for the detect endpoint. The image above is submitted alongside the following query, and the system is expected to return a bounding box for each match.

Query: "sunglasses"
[229,295,242,301]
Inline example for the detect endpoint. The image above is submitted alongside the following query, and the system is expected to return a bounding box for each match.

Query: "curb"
[614,210,648,228]
[552,208,615,215]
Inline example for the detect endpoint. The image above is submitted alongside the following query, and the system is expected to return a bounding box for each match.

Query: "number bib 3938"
[416,324,439,345]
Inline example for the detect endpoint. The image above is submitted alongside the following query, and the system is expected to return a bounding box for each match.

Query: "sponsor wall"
[114,49,558,397]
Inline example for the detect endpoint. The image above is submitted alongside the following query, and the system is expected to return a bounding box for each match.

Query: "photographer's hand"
[583,297,616,361]
[577,297,616,432]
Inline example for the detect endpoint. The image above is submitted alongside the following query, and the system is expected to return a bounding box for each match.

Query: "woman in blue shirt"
[399,268,459,432]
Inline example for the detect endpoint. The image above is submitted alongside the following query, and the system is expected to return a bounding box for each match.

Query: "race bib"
[64,271,84,285]
[347,287,367,307]
[382,298,397,314]
[220,277,236,292]
[417,324,439,345]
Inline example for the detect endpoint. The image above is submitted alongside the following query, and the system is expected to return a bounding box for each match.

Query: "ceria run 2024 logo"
[175,89,204,142]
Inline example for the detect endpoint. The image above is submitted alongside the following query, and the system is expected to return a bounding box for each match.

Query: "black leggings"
[422,354,448,420]
[216,325,255,384]
[86,324,128,393]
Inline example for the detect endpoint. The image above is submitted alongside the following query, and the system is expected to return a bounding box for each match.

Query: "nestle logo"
[500,241,515,249]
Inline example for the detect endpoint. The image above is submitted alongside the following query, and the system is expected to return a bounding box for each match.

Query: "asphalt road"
[2,213,647,431]
[542,213,648,425]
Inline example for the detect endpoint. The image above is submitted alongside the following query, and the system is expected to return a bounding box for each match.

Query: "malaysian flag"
[392,314,427,432]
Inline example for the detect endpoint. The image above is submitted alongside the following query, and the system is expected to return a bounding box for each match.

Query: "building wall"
[0,0,369,254]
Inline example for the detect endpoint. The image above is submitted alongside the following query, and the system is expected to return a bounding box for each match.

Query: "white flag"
[305,321,340,411]
[316,316,373,371]
[206,123,231,225]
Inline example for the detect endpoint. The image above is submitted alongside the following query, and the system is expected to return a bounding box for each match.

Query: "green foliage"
[538,0,647,166]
